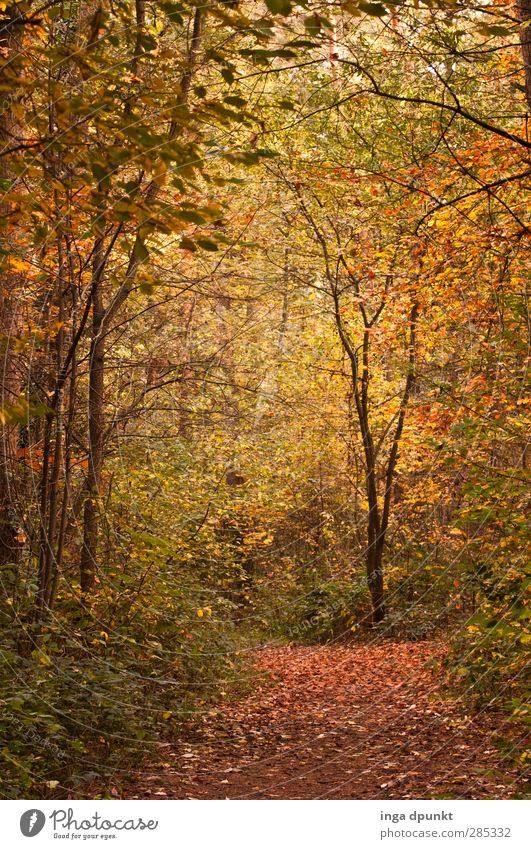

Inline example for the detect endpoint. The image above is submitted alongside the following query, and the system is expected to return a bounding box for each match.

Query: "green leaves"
[342,0,389,15]
[196,238,219,252]
[358,2,388,16]
[133,240,149,263]
[224,95,247,108]
[179,236,219,253]
[158,1,185,24]
[265,0,293,15]
[304,14,325,35]
[478,23,513,38]
[179,236,197,252]
[0,397,51,427]
[220,67,236,84]
[90,162,110,188]
[240,47,298,62]
[177,209,208,225]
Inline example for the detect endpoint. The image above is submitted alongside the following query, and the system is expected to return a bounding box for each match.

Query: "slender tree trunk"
[360,418,385,622]
[518,0,531,111]
[349,331,385,624]
[332,275,417,624]
[367,536,385,623]
[0,284,22,565]
[0,4,28,566]
[80,233,106,593]
[79,7,204,592]
[50,256,78,608]
[42,252,66,607]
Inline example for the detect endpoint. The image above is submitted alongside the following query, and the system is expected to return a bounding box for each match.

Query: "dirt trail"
[129,642,524,799]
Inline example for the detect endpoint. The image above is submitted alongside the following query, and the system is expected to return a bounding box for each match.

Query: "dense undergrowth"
[0,559,244,798]
[2,501,528,799]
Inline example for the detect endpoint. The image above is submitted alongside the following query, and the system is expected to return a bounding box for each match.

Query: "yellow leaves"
[244,530,273,547]
[196,607,212,618]
[32,650,51,667]
[0,396,34,427]
[7,257,30,273]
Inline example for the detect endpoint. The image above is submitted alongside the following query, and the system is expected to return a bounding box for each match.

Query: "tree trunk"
[79,5,203,593]
[0,296,22,566]
[331,272,417,625]
[80,236,105,593]
[0,4,27,566]
[367,536,385,623]
[518,0,531,111]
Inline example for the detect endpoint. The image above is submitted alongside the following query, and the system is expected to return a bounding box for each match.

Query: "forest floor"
[126,641,526,800]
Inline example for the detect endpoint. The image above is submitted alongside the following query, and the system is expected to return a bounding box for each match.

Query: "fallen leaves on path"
[128,641,525,799]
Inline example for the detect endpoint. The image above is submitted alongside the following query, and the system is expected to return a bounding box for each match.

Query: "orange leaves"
[126,641,520,800]
[16,446,88,473]
[17,447,60,473]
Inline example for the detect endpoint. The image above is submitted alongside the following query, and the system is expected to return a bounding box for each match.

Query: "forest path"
[130,642,522,799]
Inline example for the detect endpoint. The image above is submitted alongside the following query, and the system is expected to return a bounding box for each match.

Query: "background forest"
[0,0,529,799]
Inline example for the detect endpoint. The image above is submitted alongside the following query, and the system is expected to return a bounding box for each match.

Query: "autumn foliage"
[0,0,529,798]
